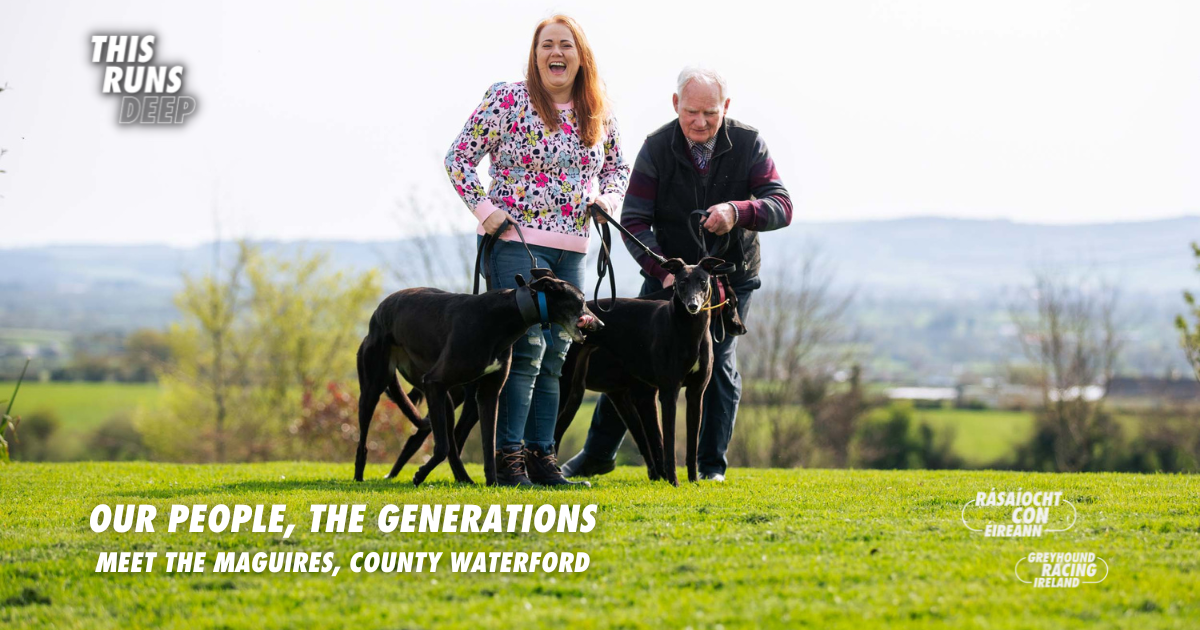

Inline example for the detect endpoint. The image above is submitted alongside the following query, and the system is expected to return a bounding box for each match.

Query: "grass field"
[2,462,1197,629]
[1,381,161,432]
[906,408,1035,465]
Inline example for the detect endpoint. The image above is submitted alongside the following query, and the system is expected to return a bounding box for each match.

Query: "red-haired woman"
[445,15,630,486]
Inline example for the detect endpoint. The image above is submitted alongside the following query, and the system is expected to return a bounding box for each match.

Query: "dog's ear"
[528,276,560,293]
[662,258,685,274]
[699,257,735,276]
[514,274,527,288]
[530,268,557,281]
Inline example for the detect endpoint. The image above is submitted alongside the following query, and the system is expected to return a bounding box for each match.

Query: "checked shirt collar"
[687,134,718,171]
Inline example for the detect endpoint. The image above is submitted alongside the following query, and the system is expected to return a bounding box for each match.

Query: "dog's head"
[527,275,603,343]
[662,257,736,316]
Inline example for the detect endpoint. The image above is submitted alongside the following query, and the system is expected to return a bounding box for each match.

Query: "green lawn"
[1,463,1197,629]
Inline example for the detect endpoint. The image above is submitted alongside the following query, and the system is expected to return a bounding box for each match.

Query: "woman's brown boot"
[525,446,591,487]
[495,445,533,487]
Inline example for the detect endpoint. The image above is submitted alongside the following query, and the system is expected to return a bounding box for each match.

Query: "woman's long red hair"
[525,15,607,147]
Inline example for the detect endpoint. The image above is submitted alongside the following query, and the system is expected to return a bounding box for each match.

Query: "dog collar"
[537,292,554,346]
[515,287,555,346]
[515,287,541,327]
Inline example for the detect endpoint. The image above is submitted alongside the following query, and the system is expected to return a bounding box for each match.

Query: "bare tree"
[1009,267,1124,471]
[382,187,477,292]
[1176,242,1200,382]
[738,245,858,467]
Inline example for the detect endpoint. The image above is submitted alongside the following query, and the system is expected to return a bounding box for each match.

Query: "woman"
[445,15,630,486]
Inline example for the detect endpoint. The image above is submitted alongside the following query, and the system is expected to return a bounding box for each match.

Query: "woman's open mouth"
[548,61,567,76]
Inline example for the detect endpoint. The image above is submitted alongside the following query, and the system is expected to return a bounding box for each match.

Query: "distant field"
[909,408,1035,466]
[2,381,162,431]
[1,381,161,458]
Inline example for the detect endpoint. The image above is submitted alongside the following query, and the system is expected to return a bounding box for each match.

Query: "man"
[563,67,792,481]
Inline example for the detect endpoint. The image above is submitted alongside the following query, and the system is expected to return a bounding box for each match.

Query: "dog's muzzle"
[577,313,603,332]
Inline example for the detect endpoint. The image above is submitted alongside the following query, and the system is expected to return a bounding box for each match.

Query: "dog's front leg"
[683,381,706,483]
[609,390,658,482]
[659,385,681,486]
[630,387,665,481]
[683,336,713,484]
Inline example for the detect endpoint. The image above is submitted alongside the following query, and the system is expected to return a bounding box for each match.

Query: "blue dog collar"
[537,292,554,346]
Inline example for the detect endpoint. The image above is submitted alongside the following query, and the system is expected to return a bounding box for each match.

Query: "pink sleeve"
[444,82,507,222]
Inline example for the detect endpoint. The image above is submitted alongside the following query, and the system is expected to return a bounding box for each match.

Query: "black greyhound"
[372,272,745,483]
[553,257,739,485]
[354,273,601,486]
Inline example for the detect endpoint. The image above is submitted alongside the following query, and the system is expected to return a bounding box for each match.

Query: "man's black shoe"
[526,446,590,487]
[495,445,533,487]
[560,450,616,478]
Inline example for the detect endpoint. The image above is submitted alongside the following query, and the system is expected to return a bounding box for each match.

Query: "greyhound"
[354,273,601,486]
[372,271,745,483]
[554,257,740,485]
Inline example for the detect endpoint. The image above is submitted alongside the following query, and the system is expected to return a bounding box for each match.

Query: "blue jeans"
[482,235,585,452]
[576,275,759,476]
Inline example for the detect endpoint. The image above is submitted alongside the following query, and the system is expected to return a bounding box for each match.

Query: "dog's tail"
[385,371,431,432]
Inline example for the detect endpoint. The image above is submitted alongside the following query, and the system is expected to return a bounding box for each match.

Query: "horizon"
[4,213,1199,251]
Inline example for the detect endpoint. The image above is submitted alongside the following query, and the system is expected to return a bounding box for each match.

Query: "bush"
[1011,405,1127,472]
[289,381,429,465]
[86,412,150,461]
[9,409,61,462]
[727,405,815,469]
[854,403,963,470]
[1120,409,1200,473]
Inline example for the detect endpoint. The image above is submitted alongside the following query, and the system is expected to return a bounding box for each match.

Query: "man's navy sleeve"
[619,142,671,282]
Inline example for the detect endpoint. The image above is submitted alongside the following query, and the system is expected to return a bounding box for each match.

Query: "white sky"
[1,0,1198,246]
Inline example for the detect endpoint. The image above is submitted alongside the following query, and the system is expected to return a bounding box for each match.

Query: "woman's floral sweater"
[445,81,630,253]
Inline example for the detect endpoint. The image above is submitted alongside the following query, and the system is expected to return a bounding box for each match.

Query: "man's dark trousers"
[578,275,758,476]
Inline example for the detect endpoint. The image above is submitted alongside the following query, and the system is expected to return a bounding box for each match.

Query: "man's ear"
[672,93,679,113]
[662,258,685,274]
[723,98,731,115]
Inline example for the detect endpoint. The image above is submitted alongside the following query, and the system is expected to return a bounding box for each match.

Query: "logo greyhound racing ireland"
[1014,552,1109,588]
[90,35,198,125]
[961,489,1077,537]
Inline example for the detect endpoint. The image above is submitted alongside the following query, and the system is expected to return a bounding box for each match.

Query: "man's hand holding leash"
[701,203,737,236]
